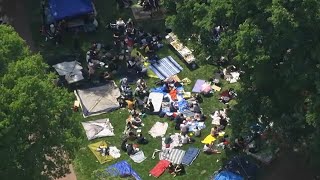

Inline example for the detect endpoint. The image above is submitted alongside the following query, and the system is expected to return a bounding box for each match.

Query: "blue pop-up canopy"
[49,0,94,21]
[214,171,244,180]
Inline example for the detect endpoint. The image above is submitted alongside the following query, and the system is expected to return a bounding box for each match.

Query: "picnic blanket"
[149,56,183,80]
[226,71,240,83]
[148,92,164,112]
[109,146,121,159]
[81,118,114,140]
[130,151,147,163]
[149,160,171,178]
[88,141,114,164]
[192,79,206,93]
[105,160,142,180]
[144,61,159,78]
[188,122,206,132]
[161,133,183,150]
[181,147,200,166]
[159,148,186,165]
[201,134,217,144]
[149,122,168,138]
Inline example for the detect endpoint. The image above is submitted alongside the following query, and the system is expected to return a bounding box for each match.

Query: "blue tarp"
[214,171,244,180]
[49,0,94,21]
[105,160,142,180]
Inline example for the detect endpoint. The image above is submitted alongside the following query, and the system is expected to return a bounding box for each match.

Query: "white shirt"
[194,129,200,136]
[203,145,211,152]
[116,20,125,27]
[181,136,189,144]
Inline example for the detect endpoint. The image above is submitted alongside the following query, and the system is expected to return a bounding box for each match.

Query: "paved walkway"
[1,0,35,51]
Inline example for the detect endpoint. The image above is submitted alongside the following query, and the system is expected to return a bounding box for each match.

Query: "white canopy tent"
[81,118,115,140]
[53,61,84,84]
[74,81,121,117]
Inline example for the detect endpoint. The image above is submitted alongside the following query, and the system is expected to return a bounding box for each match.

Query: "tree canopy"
[166,0,320,166]
[0,25,81,179]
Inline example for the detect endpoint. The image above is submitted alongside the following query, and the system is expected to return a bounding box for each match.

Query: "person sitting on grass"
[126,115,142,129]
[136,133,149,144]
[171,164,185,177]
[203,144,222,155]
[144,99,154,113]
[168,163,175,174]
[180,121,189,136]
[194,126,201,137]
[181,134,195,144]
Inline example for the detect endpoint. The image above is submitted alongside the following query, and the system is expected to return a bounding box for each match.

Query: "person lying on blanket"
[219,88,237,104]
[121,139,139,155]
[96,145,110,156]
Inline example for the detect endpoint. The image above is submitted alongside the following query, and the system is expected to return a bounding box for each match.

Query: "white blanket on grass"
[149,122,168,138]
[81,118,115,140]
[130,151,147,163]
[109,146,121,159]
[161,133,183,150]
[148,92,164,112]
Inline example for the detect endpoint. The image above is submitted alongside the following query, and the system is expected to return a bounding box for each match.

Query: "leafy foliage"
[0,25,29,74]
[165,0,320,166]
[0,26,81,179]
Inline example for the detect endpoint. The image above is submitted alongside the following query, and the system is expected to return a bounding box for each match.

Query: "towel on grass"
[159,148,186,165]
[149,160,171,178]
[181,147,200,166]
[105,160,142,180]
[109,146,121,159]
[192,79,206,93]
[161,133,183,150]
[201,134,216,144]
[188,122,206,132]
[149,122,168,138]
[130,151,147,163]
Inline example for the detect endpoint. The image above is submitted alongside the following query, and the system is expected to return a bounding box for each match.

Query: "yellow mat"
[201,134,216,144]
[144,62,159,78]
[88,141,114,164]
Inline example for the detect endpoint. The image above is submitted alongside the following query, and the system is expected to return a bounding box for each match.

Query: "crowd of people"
[108,17,164,59]
[116,0,161,12]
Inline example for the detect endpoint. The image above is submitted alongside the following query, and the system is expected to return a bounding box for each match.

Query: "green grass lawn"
[27,1,241,179]
[72,44,240,180]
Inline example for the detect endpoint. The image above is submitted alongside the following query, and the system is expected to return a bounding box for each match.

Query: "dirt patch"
[1,0,35,51]
[56,164,77,180]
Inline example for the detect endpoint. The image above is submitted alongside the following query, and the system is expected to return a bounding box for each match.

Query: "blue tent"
[214,171,244,180]
[105,160,142,180]
[49,0,94,21]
